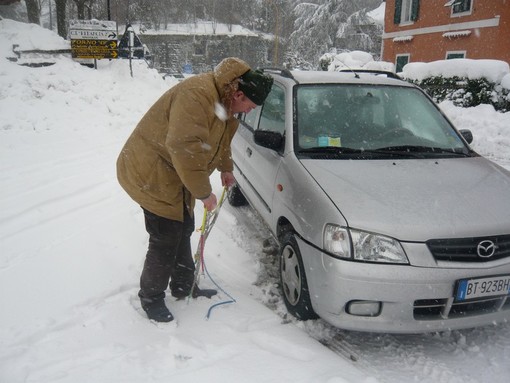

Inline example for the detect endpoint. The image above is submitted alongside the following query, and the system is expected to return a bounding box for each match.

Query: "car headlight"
[324,225,409,264]
[324,225,351,259]
[350,229,409,264]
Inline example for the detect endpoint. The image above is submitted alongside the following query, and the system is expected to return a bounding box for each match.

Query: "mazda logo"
[477,240,497,258]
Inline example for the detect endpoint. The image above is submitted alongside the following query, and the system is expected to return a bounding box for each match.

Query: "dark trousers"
[139,207,195,302]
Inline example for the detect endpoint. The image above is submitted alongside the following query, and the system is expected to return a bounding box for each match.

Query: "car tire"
[279,232,319,321]
[227,182,248,206]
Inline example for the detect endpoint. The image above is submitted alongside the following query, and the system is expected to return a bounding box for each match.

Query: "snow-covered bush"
[317,52,510,111]
[410,76,501,108]
[319,49,394,72]
[402,59,510,112]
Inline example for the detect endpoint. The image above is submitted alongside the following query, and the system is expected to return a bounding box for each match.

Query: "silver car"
[229,69,510,333]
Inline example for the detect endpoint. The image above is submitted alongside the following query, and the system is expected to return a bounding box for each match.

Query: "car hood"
[300,157,510,241]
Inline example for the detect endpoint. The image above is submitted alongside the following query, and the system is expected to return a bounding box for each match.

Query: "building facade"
[382,0,510,72]
[137,22,272,74]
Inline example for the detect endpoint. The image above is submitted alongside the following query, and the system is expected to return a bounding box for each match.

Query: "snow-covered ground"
[1,19,510,383]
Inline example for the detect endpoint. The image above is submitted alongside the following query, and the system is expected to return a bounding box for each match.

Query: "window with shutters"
[394,0,420,25]
[396,54,410,73]
[446,51,466,60]
[452,0,472,15]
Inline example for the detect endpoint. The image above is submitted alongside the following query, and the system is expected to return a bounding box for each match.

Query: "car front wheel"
[227,182,247,206]
[279,232,318,321]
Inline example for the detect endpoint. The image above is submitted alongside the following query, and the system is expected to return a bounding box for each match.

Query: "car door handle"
[246,147,252,157]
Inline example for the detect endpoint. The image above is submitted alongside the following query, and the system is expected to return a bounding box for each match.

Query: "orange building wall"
[382,0,510,66]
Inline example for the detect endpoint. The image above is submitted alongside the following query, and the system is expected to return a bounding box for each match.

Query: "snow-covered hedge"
[401,59,510,112]
[320,52,510,112]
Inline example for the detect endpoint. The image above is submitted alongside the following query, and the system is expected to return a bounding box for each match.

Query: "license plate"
[455,275,510,301]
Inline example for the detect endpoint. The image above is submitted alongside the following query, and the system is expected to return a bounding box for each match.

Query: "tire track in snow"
[0,189,130,272]
[0,135,123,267]
[224,200,510,383]
[0,139,120,199]
[0,181,115,240]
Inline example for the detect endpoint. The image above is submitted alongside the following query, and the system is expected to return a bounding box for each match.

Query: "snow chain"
[191,187,236,318]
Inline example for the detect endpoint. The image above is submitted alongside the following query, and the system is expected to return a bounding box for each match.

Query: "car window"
[296,84,466,152]
[259,85,285,134]
[242,105,261,129]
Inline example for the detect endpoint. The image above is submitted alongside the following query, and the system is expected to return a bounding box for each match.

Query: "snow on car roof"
[287,70,413,87]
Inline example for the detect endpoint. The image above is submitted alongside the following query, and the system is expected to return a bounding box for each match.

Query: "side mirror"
[254,130,284,151]
[459,129,473,144]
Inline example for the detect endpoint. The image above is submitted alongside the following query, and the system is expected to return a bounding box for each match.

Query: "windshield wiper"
[375,145,472,157]
[299,146,362,154]
[298,146,414,158]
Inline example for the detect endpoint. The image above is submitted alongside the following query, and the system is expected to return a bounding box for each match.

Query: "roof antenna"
[339,62,360,79]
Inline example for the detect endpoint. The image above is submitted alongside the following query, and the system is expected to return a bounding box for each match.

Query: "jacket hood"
[213,57,251,93]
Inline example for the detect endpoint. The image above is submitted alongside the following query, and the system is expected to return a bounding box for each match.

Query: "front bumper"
[298,237,510,333]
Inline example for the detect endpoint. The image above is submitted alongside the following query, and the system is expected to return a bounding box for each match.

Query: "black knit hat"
[238,69,274,105]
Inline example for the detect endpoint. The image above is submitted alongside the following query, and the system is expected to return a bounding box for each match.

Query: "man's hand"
[221,171,236,188]
[201,193,217,211]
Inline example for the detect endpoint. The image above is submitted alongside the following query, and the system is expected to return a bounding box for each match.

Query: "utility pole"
[127,24,134,77]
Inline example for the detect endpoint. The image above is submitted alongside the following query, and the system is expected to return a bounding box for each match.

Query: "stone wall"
[141,33,271,74]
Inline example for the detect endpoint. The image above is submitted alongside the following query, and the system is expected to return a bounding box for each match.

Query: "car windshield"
[295,84,472,159]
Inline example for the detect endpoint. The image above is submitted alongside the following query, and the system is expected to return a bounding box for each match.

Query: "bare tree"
[55,0,67,38]
[72,0,94,19]
[25,0,40,24]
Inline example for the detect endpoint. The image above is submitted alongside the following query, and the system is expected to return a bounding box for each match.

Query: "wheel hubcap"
[281,245,301,306]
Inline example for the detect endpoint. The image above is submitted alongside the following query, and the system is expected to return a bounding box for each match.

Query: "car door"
[232,84,286,225]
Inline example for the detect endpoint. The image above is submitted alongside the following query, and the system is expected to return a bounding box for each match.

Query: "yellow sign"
[71,39,118,59]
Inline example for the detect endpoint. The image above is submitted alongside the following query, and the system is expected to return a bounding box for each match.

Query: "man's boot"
[192,286,218,299]
[140,295,174,322]
[172,285,217,300]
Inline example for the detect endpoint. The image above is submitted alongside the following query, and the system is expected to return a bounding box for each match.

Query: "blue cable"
[202,259,236,319]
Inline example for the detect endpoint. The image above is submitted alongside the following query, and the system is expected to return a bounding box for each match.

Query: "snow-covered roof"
[290,69,408,86]
[367,2,386,26]
[134,21,259,37]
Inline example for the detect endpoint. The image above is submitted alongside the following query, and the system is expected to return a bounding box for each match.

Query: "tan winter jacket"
[116,57,250,221]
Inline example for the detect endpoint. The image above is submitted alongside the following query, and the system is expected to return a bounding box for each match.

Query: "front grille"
[414,295,510,320]
[427,234,510,262]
